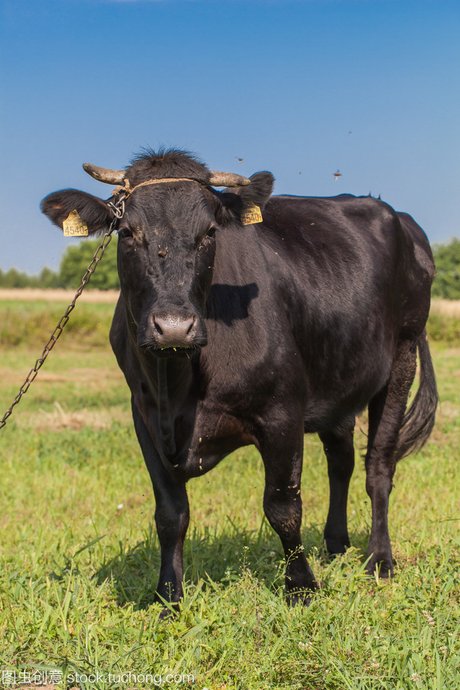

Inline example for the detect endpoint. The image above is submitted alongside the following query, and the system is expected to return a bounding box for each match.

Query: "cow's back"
[258,194,432,341]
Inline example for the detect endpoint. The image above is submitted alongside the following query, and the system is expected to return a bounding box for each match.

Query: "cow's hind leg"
[132,401,189,610]
[365,340,417,577]
[260,423,318,605]
[319,420,355,556]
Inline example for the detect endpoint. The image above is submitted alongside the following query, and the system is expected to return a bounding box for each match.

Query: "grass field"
[0,297,458,689]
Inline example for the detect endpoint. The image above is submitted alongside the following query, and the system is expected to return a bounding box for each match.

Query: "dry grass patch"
[0,288,119,303]
[430,298,460,317]
[17,402,129,431]
[0,366,122,386]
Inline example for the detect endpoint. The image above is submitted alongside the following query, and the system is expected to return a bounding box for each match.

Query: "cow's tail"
[395,331,438,462]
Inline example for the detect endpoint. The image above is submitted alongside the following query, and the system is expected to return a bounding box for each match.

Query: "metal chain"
[0,199,125,431]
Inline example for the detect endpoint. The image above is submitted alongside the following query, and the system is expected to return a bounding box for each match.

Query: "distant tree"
[432,239,460,299]
[0,268,33,288]
[0,239,118,290]
[0,266,60,288]
[38,267,61,288]
[59,238,119,290]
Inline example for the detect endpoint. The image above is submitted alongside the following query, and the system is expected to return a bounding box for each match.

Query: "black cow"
[42,149,437,609]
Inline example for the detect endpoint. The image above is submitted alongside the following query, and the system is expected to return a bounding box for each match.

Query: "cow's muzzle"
[140,313,207,354]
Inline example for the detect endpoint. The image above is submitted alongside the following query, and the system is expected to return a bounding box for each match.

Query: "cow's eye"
[207,226,217,238]
[118,227,133,240]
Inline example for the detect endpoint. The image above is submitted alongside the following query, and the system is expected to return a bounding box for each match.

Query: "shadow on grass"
[94,518,370,609]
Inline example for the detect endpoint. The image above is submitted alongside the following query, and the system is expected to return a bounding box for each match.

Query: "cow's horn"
[208,171,251,187]
[82,163,126,185]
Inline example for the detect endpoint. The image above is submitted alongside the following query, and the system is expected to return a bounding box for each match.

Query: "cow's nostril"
[153,318,164,335]
[185,316,195,335]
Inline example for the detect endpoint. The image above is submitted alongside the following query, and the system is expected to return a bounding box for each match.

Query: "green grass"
[426,312,460,345]
[0,301,113,349]
[0,301,459,689]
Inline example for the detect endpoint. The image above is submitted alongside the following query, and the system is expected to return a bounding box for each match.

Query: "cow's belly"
[302,356,393,433]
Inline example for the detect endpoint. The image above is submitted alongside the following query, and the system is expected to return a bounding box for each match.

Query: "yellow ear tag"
[62,210,89,237]
[241,203,263,226]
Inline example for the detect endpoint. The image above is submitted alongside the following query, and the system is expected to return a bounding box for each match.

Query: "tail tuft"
[395,331,438,462]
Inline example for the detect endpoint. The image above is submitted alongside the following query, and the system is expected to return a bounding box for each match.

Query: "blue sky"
[1,0,459,273]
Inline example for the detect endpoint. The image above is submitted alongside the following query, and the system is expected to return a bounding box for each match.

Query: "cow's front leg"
[132,401,189,609]
[260,423,318,605]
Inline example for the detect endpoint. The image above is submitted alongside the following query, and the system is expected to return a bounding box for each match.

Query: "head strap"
[113,177,200,197]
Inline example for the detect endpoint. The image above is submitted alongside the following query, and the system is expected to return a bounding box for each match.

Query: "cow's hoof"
[157,603,180,621]
[286,581,319,607]
[286,589,313,607]
[366,555,394,579]
[155,594,181,621]
[325,537,350,558]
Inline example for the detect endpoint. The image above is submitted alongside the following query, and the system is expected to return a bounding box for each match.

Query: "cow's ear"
[237,171,274,210]
[41,189,113,235]
[216,172,274,226]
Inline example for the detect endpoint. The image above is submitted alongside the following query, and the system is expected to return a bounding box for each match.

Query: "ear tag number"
[63,210,89,237]
[241,203,263,225]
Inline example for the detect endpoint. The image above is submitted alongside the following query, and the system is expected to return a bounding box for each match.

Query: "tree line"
[0,239,120,290]
[1,237,459,298]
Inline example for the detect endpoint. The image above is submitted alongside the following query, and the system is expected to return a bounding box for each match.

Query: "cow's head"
[41,149,274,356]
